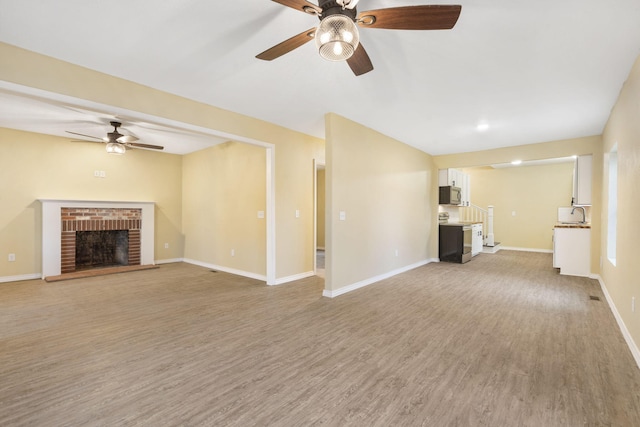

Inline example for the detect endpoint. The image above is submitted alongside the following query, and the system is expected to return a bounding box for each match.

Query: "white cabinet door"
[573,154,592,206]
[462,172,470,206]
[472,224,483,256]
[553,227,591,276]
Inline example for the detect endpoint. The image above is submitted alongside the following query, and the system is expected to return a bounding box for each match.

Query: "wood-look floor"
[1,251,639,426]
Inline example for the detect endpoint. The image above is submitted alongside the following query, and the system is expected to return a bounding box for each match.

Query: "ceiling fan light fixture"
[315,15,359,62]
[106,142,126,155]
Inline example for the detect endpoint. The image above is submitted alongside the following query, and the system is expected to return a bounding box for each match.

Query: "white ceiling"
[1,0,639,156]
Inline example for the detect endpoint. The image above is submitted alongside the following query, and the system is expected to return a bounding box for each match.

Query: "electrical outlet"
[295,209,300,218]
[94,170,100,177]
[231,249,235,257]
[8,253,16,262]
[164,243,169,249]
[99,170,106,178]
[257,211,265,219]
[395,249,399,257]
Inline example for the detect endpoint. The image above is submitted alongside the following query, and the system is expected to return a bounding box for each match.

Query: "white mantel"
[39,199,155,278]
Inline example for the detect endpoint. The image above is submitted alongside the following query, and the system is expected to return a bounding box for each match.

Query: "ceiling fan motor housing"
[318,0,357,21]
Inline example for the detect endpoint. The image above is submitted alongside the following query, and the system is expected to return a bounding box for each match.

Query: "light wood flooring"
[1,251,639,426]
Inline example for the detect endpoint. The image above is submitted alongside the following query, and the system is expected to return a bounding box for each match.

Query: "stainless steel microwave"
[439,186,462,205]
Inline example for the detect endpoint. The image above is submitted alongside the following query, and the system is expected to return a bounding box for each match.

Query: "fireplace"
[59,207,142,274]
[40,200,155,279]
[75,230,129,270]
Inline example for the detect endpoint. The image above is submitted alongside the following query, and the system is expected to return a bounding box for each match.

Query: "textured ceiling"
[1,0,640,155]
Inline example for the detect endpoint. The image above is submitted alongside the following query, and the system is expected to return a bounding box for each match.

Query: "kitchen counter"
[554,222,591,229]
[439,221,483,226]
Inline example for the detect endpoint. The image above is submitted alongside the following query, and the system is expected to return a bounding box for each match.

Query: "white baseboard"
[595,274,640,370]
[322,259,434,298]
[0,273,42,283]
[183,258,266,282]
[498,246,553,254]
[155,258,184,265]
[274,271,315,286]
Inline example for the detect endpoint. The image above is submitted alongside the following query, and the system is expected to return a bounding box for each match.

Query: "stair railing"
[460,204,495,246]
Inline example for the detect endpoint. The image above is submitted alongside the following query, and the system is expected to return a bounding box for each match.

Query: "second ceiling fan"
[256,0,462,76]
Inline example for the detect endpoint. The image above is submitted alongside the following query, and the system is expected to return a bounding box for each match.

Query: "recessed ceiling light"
[511,160,522,165]
[476,122,490,132]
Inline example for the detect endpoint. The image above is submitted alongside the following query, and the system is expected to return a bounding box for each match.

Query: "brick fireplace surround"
[60,207,142,273]
[40,200,155,279]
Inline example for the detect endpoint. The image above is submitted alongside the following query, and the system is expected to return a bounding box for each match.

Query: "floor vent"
[589,295,601,301]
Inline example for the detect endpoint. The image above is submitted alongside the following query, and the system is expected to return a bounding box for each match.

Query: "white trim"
[266,147,276,286]
[595,275,640,370]
[155,258,184,265]
[499,246,553,254]
[183,258,266,281]
[313,159,326,276]
[322,259,433,298]
[274,271,315,286]
[0,273,42,283]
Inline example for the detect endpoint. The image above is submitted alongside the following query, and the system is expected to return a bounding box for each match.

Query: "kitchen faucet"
[571,206,586,223]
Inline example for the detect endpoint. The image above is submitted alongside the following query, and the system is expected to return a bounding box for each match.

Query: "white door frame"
[313,159,325,274]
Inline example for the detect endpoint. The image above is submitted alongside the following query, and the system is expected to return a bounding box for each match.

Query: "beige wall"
[435,135,603,273]
[0,127,183,277]
[600,54,640,354]
[462,162,574,250]
[316,168,326,249]
[325,113,437,294]
[0,42,324,283]
[182,142,266,275]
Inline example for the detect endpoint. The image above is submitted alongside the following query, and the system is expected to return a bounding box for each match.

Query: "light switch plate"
[339,211,346,221]
[257,211,265,219]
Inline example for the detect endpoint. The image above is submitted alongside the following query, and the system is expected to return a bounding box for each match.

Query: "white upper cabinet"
[438,168,471,206]
[573,154,592,206]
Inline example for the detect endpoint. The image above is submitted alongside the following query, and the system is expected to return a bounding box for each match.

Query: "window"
[607,144,618,266]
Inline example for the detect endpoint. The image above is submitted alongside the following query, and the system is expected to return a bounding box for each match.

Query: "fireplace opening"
[75,230,129,271]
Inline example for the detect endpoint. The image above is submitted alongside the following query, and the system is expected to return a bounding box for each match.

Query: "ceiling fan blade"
[347,43,374,76]
[70,140,103,144]
[271,0,321,15]
[256,27,316,61]
[65,130,103,141]
[128,142,164,150]
[116,135,139,143]
[357,5,462,30]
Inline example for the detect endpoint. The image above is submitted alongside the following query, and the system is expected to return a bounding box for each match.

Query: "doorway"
[314,160,326,278]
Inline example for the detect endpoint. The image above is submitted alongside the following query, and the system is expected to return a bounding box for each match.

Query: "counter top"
[554,222,591,229]
[439,221,483,227]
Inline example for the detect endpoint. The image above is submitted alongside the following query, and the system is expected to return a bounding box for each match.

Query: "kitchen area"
[437,154,593,277]
[437,168,484,264]
[552,154,592,277]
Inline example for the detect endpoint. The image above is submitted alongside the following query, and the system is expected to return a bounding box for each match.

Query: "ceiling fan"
[256,0,462,76]
[66,121,164,154]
